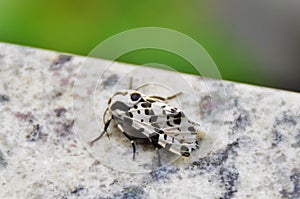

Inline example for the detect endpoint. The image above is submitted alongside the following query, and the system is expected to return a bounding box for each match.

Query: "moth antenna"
[89,109,112,146]
[102,107,109,124]
[129,77,133,89]
[134,83,152,91]
[148,92,183,101]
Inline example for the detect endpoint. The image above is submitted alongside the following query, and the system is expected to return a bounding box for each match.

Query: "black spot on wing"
[188,127,196,132]
[144,109,154,115]
[171,108,177,113]
[144,109,149,115]
[164,134,167,140]
[178,111,185,117]
[173,118,181,125]
[194,141,199,149]
[174,112,182,118]
[141,102,151,108]
[171,111,184,125]
[111,101,130,112]
[179,139,185,144]
[149,116,158,123]
[149,133,160,148]
[154,128,160,133]
[139,98,146,102]
[180,146,190,157]
[167,121,173,127]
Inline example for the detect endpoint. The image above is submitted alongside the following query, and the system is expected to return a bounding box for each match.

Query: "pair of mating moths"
[90,84,205,159]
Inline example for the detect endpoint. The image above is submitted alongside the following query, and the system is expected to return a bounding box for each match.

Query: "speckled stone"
[0,42,299,199]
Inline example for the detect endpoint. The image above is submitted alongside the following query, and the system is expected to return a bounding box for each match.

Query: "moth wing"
[121,100,198,141]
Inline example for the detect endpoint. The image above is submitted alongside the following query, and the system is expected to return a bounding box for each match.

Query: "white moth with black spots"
[90,86,205,159]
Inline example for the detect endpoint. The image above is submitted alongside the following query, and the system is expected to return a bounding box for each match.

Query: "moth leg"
[102,107,109,124]
[155,147,162,167]
[165,92,183,100]
[102,107,111,139]
[129,77,133,89]
[148,92,183,101]
[123,132,137,160]
[134,83,152,91]
[149,133,162,166]
[89,117,111,146]
[117,124,136,160]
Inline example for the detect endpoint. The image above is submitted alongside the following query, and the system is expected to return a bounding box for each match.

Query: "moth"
[90,82,205,159]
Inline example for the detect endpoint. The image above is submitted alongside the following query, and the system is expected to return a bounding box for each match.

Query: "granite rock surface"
[0,43,299,199]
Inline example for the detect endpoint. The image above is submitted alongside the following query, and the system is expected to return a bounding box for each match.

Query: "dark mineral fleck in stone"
[219,166,239,199]
[200,95,212,113]
[233,112,249,133]
[272,112,298,147]
[26,124,45,141]
[276,112,297,126]
[0,94,9,102]
[54,108,67,117]
[272,129,283,147]
[192,139,239,171]
[15,112,35,122]
[62,120,75,135]
[191,139,240,199]
[0,151,8,168]
[102,74,119,88]
[51,54,72,70]
[71,186,84,196]
[280,170,300,199]
[150,166,179,181]
[291,131,300,148]
[111,186,145,199]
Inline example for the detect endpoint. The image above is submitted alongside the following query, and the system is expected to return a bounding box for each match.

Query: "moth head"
[127,90,146,106]
[109,90,143,107]
[130,91,142,102]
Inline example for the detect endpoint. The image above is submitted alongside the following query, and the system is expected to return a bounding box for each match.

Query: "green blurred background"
[0,0,299,91]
